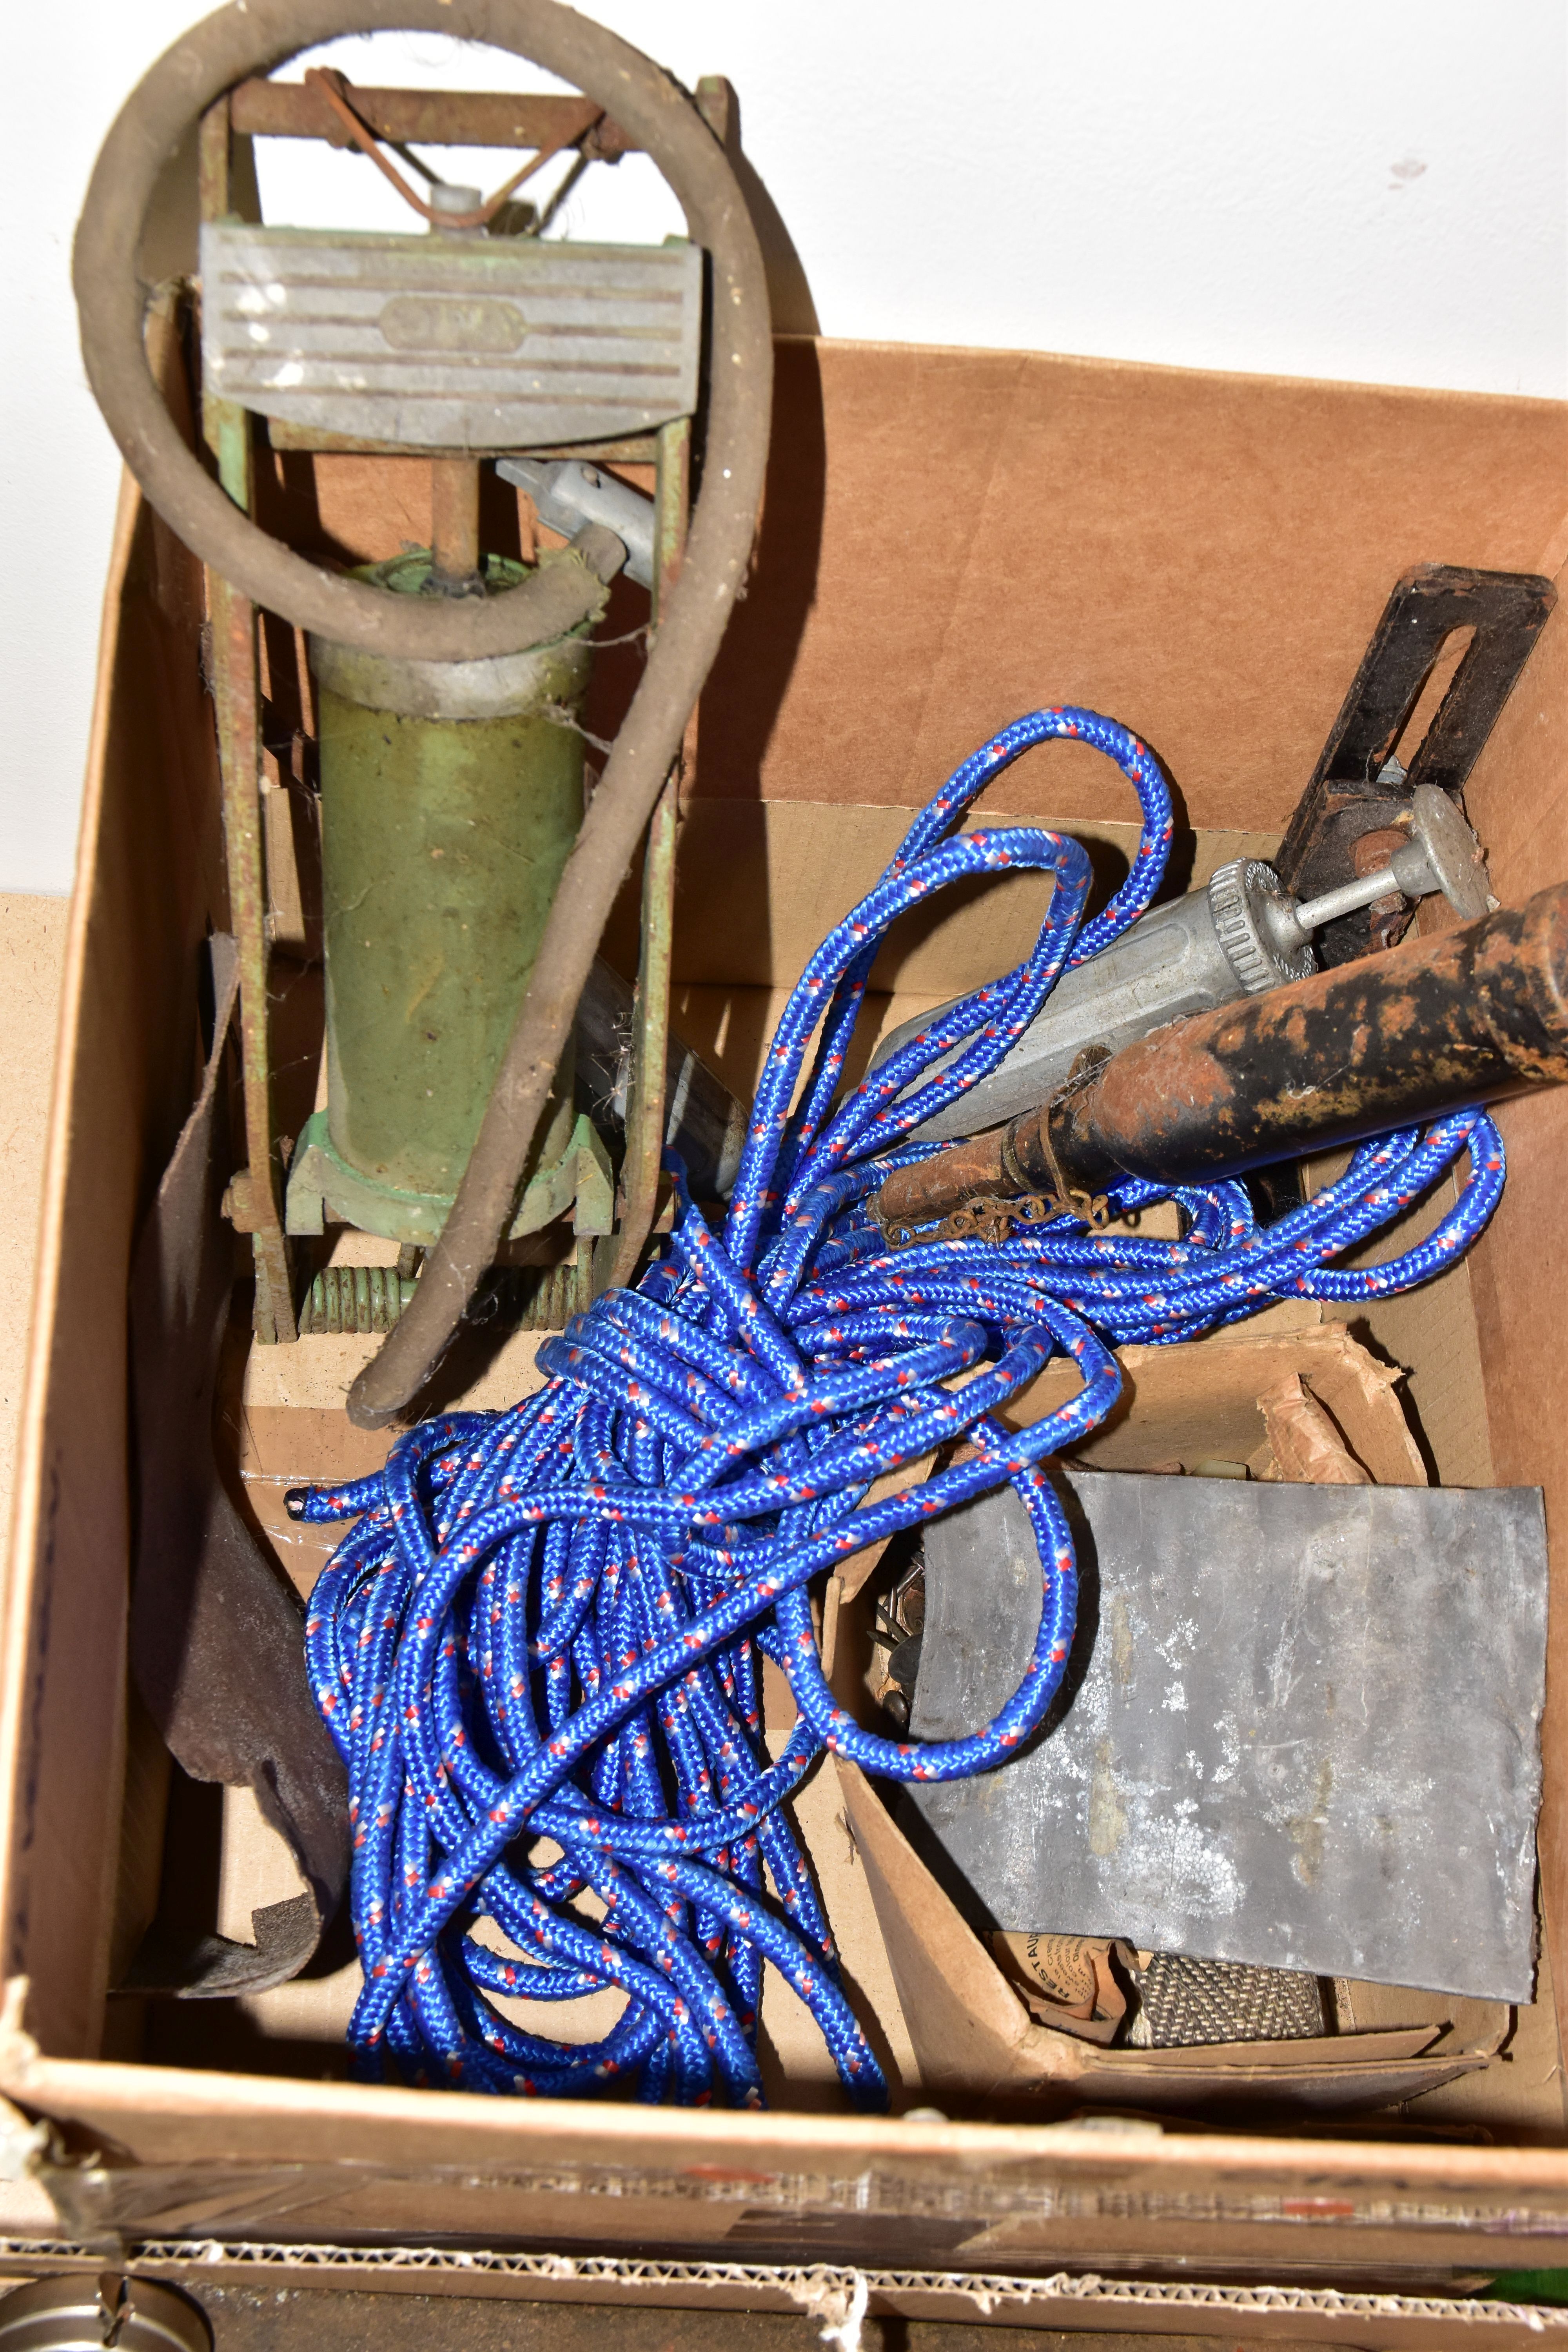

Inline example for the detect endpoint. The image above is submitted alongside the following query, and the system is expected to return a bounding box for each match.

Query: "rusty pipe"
[877,1129,1009,1227]
[876,882,1568,1228]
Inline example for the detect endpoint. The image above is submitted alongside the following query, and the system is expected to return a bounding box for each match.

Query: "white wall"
[2,2,1564,894]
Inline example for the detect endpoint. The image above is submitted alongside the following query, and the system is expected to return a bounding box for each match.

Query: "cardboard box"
[819,1320,1530,2121]
[3,328,1568,2333]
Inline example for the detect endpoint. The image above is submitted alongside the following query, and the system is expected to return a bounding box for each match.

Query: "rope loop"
[299,706,1503,2105]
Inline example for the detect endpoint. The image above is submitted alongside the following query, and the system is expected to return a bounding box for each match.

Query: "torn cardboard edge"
[991,1933,1131,2043]
[834,1758,1499,2114]
[1002,1317,1428,1485]
[819,1318,1424,1689]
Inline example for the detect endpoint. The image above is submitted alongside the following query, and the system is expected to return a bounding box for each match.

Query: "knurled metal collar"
[1207,858,1316,995]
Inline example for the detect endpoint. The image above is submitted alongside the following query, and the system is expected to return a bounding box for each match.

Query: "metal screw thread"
[300,1265,419,1336]
[507,1256,594,1331]
[299,1256,592,1336]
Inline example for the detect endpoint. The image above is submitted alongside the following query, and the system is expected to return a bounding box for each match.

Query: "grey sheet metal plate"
[200,225,701,449]
[907,1471,1548,2000]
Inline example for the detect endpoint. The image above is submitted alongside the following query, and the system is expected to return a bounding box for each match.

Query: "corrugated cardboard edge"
[0,2234,1564,2347]
[833,1759,1487,2111]
[0,448,148,2057]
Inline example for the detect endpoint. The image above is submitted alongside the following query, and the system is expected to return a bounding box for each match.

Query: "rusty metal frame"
[229,76,638,158]
[299,65,604,230]
[600,83,737,1289]
[200,68,705,1336]
[607,412,690,1290]
[200,93,297,1344]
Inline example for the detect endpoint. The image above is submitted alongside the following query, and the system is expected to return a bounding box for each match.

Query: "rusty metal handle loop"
[73,0,770,664]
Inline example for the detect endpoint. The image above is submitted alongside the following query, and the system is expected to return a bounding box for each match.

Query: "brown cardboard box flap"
[1003,1319,1428,1485]
[1,322,1561,2266]
[698,342,1568,836]
[834,1758,1487,2113]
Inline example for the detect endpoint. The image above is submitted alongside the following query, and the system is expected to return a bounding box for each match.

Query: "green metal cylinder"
[306,553,589,1229]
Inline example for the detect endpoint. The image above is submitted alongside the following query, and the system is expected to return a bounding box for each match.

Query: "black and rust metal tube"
[876,882,1568,1227]
[1027,880,1568,1196]
[877,1129,1010,1226]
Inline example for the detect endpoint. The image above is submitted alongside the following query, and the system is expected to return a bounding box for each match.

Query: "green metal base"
[284,1107,613,1249]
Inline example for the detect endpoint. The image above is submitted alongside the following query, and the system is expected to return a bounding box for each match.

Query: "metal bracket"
[1274,563,1556,966]
[601,411,692,1295]
[284,1108,613,1247]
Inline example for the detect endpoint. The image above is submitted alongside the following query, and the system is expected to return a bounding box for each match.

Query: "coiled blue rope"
[295,706,1504,2109]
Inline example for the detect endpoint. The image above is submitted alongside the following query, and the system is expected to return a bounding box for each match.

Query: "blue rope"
[294,705,1504,2109]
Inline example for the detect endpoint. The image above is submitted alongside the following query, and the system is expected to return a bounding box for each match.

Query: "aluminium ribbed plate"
[199,223,701,450]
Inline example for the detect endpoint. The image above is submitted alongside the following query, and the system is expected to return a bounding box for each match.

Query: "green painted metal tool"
[77,27,768,1361]
[286,549,612,1249]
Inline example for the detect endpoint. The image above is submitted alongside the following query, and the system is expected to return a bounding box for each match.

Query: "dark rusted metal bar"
[1274,564,1555,966]
[428,456,483,590]
[229,78,637,157]
[875,882,1568,1228]
[877,1129,1009,1228]
[605,779,677,1289]
[201,92,296,1343]
[212,578,297,1345]
[1034,882,1568,1196]
[606,412,690,1290]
